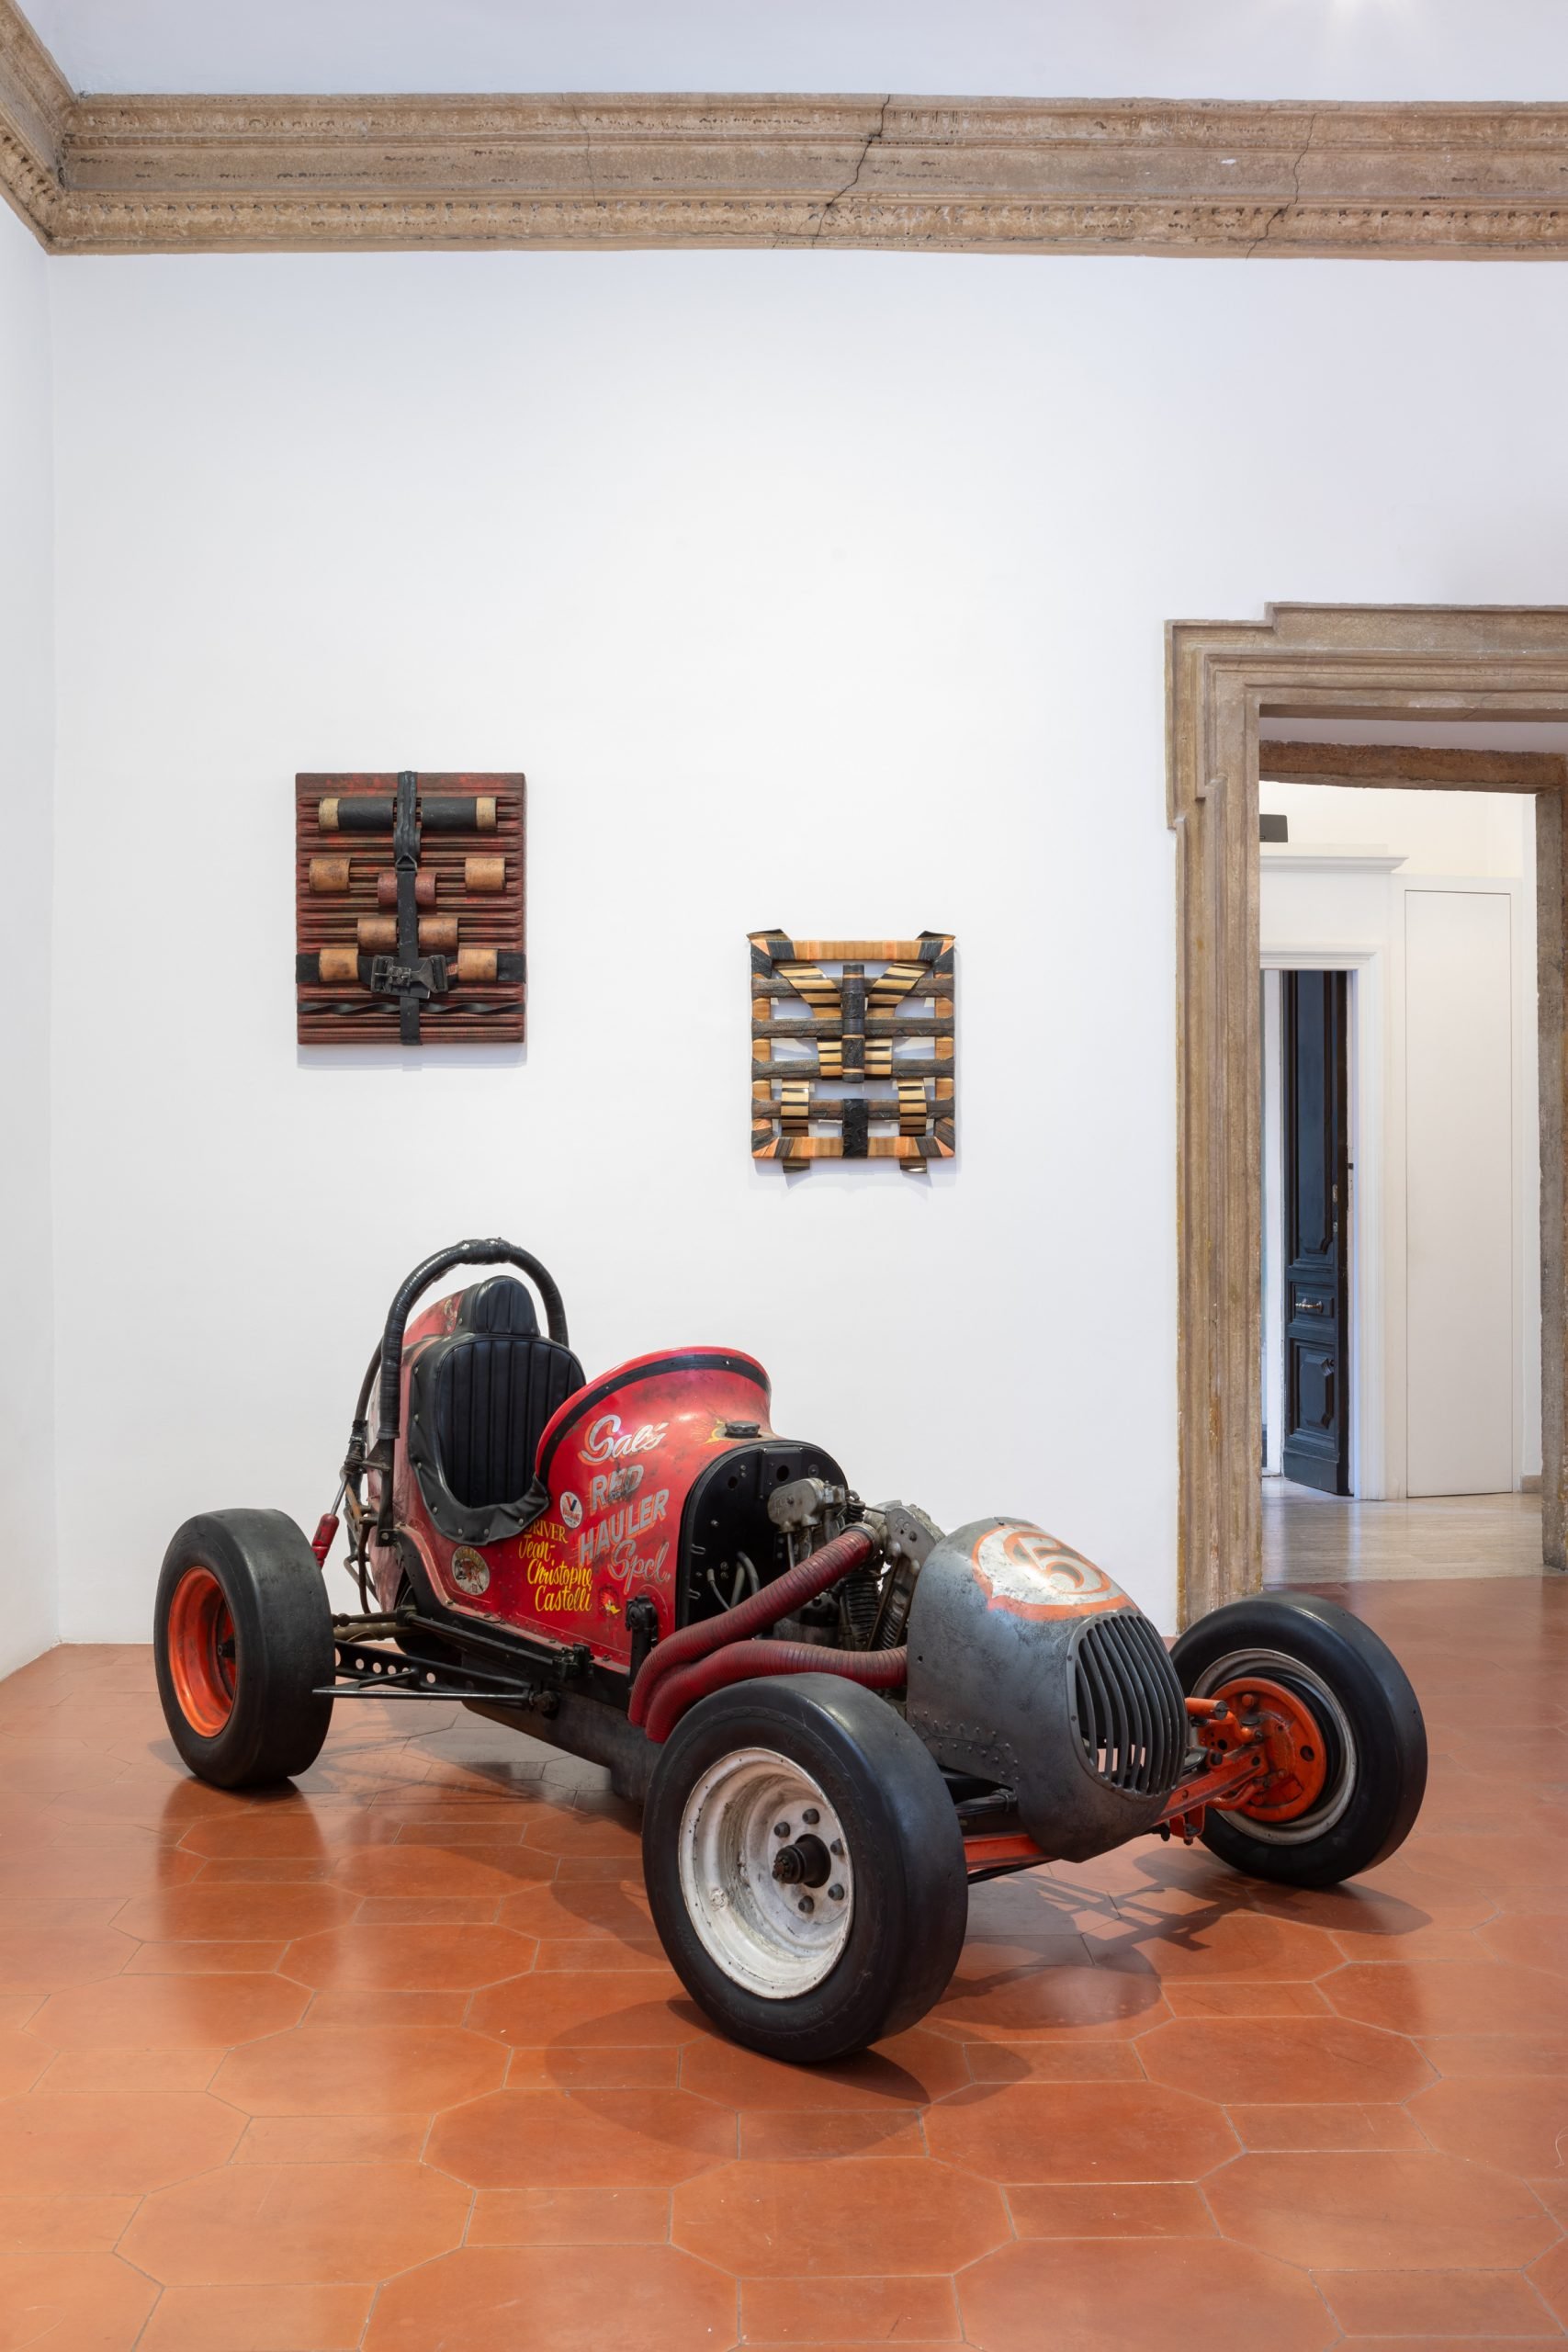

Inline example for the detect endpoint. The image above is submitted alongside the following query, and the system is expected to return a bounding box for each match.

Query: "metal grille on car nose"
[1071,1611,1186,1797]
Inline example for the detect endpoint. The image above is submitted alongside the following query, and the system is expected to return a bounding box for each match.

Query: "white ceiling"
[22,0,1568,100]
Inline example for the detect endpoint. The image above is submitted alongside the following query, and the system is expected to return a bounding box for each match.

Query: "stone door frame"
[1168,603,1568,1622]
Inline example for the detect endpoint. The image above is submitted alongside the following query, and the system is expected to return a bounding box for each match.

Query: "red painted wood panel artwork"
[295,772,525,1045]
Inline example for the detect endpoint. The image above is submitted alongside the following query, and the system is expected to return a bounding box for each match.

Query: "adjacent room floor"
[1,1577,1564,2352]
[1265,1481,1547,1584]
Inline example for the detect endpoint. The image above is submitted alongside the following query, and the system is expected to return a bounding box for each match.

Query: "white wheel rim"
[677,1746,854,1999]
[1191,1645,1359,1845]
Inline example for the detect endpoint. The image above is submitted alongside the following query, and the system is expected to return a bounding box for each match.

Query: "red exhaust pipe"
[627,1523,876,1728]
[644,1638,907,1744]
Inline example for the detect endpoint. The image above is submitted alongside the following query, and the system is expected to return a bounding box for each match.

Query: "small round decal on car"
[558,1491,583,1530]
[450,1545,491,1596]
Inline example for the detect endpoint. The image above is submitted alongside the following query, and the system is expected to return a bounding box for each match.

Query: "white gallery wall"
[39,252,1568,1644]
[0,201,57,1676]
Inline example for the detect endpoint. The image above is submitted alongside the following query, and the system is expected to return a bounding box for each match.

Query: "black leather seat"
[407,1278,584,1544]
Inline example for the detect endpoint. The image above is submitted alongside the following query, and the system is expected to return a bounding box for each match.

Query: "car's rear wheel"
[642,1675,967,2064]
[1172,1593,1427,1889]
[154,1510,334,1789]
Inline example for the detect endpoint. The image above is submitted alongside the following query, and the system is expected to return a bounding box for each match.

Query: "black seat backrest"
[458,1276,540,1337]
[407,1280,584,1532]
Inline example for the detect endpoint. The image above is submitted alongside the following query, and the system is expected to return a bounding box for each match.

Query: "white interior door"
[1404,889,1514,1496]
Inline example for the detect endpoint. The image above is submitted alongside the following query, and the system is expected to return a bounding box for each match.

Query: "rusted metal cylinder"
[377,870,436,909]
[357,915,458,953]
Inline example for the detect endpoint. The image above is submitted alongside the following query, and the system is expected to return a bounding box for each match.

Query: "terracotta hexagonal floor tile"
[122,2161,469,2286]
[0,2090,243,2194]
[1408,2075,1568,2174]
[496,1877,656,1941]
[1088,1908,1341,1981]
[134,2280,375,2352]
[1205,2150,1558,2269]
[1530,2236,1568,2328]
[673,2156,1009,2277]
[211,2022,507,2116]
[364,2244,735,2352]
[1326,1959,1567,2037]
[1227,2102,1426,2152]
[738,2108,927,2161]
[235,2114,428,2165]
[466,2185,671,2245]
[124,1938,288,1974]
[1479,1913,1568,1973]
[518,1805,645,1860]
[113,1881,357,1943]
[957,2236,1337,2352]
[468,1968,693,2047]
[740,2273,960,2343]
[0,1844,202,1901]
[1416,2030,1568,2079]
[0,2191,139,2253]
[1008,2182,1213,2238]
[429,2087,736,2187]
[0,2250,159,2350]
[0,2031,49,2097]
[1137,2014,1433,2105]
[0,1927,136,1990]
[928,1958,1165,2041]
[175,1806,388,1860]
[1318,2266,1562,2339]
[678,2026,969,2112]
[963,2040,1144,2082]
[29,1972,309,2048]
[331,1842,551,1899]
[924,2081,1236,2183]
[282,1922,536,1990]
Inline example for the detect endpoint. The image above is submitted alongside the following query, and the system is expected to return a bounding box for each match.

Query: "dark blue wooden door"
[1281,970,1350,1495]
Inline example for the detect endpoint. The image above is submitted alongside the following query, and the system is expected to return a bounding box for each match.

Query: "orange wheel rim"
[167,1566,237,1736]
[1212,1673,1329,1823]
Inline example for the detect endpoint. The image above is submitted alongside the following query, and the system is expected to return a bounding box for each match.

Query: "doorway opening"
[1256,754,1547,1588]
[1168,605,1568,1623]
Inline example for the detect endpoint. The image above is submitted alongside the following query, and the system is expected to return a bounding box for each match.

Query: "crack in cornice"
[1246,109,1319,257]
[810,96,891,247]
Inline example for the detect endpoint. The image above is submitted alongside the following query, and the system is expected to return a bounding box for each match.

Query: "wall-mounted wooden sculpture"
[295,772,525,1044]
[750,930,955,1168]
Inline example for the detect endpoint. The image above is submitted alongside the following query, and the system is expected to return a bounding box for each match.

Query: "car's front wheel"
[1172,1592,1427,1889]
[154,1509,334,1789]
[642,1675,968,2064]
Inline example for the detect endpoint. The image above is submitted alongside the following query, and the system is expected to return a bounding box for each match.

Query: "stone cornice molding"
[7,5,1568,257]
[0,0,69,242]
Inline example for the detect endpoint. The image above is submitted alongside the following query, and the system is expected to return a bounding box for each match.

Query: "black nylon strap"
[394,769,421,1045]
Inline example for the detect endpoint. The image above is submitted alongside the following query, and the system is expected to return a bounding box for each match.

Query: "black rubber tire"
[1171,1593,1427,1890]
[154,1510,335,1790]
[642,1676,968,2064]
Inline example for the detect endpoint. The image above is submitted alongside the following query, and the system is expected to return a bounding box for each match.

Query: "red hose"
[645,1640,908,1744]
[627,1522,875,1728]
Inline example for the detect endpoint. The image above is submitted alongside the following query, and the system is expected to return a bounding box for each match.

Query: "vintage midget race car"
[154,1240,1428,2062]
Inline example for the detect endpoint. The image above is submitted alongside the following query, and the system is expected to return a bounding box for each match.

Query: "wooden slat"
[750,1016,953,1039]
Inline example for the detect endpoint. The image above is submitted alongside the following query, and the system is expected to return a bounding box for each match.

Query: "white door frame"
[1261,946,1387,1498]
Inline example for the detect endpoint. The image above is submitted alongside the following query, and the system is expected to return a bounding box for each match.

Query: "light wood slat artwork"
[749,929,956,1170]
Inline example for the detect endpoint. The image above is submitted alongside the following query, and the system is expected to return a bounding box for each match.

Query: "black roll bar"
[374,1238,569,1454]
